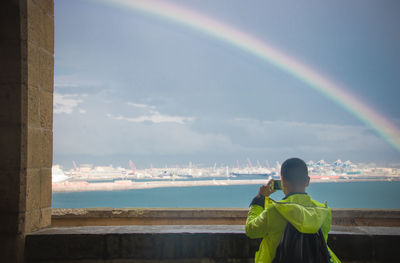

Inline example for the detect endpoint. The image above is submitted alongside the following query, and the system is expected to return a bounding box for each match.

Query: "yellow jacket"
[245,193,341,263]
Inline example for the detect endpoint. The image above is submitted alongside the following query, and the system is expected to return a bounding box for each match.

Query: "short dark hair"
[280,158,309,185]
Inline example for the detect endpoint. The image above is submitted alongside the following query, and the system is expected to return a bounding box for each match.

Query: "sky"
[53,0,400,169]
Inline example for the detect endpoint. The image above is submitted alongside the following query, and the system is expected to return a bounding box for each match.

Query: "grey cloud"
[53,94,236,156]
[54,93,87,114]
[53,91,397,164]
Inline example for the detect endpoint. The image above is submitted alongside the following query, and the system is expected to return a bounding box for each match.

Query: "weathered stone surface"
[27,60,40,90]
[40,207,52,228]
[27,127,42,168]
[19,125,28,171]
[28,86,40,127]
[26,168,41,212]
[25,208,41,233]
[27,40,39,68]
[40,13,54,53]
[40,167,52,208]
[33,0,54,17]
[40,89,53,129]
[41,128,53,168]
[52,208,248,227]
[27,127,52,168]
[27,43,40,88]
[39,48,54,92]
[332,208,400,227]
[51,208,400,227]
[27,0,42,46]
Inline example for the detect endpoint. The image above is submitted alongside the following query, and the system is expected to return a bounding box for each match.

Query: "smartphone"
[273,180,282,190]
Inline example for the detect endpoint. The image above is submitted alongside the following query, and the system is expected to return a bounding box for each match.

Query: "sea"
[52,181,400,209]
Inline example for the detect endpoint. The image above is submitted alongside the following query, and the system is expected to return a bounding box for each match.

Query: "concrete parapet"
[52,208,400,227]
[25,225,400,262]
[332,208,400,227]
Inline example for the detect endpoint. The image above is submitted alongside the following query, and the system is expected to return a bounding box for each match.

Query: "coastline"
[52,178,400,193]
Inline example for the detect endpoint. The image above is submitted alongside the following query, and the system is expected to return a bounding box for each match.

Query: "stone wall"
[42,209,399,262]
[25,0,54,234]
[25,225,400,263]
[0,0,54,262]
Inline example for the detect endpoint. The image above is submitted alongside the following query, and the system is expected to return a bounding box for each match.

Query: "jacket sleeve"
[322,207,332,242]
[245,197,270,239]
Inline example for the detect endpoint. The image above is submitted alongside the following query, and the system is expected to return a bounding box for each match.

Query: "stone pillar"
[0,0,54,261]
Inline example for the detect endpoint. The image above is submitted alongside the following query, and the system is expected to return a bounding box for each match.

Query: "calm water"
[52,181,400,209]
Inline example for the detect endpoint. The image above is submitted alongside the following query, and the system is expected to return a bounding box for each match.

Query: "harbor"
[52,159,400,193]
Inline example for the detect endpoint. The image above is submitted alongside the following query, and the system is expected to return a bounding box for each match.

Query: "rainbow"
[99,0,400,152]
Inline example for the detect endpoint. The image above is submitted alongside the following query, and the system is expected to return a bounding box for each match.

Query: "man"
[245,158,340,263]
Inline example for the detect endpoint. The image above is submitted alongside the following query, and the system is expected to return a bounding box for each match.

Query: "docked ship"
[52,166,69,183]
[230,168,274,177]
[230,159,277,178]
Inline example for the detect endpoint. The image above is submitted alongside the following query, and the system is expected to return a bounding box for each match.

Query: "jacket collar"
[283,192,308,200]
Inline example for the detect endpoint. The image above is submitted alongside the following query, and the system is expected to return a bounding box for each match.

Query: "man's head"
[280,158,310,195]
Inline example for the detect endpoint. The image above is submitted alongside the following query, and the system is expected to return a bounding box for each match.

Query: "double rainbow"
[99,0,400,152]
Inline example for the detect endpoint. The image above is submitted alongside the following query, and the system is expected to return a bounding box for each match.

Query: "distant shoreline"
[52,178,400,193]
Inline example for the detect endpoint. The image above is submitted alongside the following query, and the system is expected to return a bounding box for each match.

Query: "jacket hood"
[271,194,330,234]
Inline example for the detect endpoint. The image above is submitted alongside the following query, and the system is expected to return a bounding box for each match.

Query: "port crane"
[129,160,136,176]
[247,158,253,169]
[72,160,80,177]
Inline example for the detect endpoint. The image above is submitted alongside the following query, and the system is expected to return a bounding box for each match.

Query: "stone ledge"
[52,208,247,226]
[25,225,400,262]
[52,208,400,227]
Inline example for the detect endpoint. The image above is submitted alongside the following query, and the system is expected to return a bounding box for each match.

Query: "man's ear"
[281,177,288,190]
[305,176,310,187]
